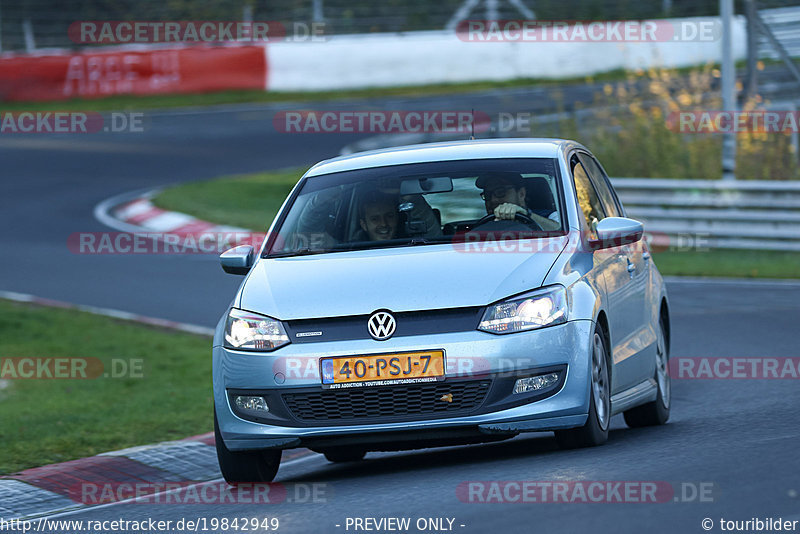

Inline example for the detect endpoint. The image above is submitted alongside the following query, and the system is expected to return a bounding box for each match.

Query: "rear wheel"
[215,410,282,484]
[555,325,610,449]
[624,317,670,427]
[321,447,367,463]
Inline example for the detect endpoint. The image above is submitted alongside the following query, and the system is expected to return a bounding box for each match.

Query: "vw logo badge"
[368,311,396,341]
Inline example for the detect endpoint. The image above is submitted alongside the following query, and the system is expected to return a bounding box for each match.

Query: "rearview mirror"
[220,245,255,275]
[590,217,644,250]
[400,176,453,195]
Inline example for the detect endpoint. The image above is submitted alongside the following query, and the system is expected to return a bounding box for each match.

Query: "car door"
[578,152,655,389]
[571,155,631,394]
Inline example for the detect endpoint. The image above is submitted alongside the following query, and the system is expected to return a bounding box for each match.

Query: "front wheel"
[555,325,610,449]
[215,410,282,484]
[623,317,670,428]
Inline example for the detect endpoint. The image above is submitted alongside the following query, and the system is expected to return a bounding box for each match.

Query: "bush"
[540,65,800,180]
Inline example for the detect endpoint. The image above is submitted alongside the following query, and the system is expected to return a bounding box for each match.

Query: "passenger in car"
[355,189,442,241]
[296,187,441,247]
[357,191,400,241]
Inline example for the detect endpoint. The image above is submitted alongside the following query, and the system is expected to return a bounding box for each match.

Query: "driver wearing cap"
[476,172,560,230]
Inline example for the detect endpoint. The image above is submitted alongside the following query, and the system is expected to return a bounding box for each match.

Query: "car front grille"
[281,380,492,424]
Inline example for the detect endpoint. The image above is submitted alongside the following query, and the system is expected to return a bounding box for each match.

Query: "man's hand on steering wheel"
[494,202,527,221]
[472,206,542,231]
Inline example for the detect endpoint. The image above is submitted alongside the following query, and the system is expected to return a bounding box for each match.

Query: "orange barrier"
[0,45,266,102]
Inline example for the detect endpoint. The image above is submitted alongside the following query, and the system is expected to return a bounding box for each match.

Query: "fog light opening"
[513,372,560,394]
[234,395,269,412]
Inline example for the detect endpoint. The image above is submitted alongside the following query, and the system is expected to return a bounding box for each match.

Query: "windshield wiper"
[406,235,453,245]
[267,248,329,258]
[269,237,449,257]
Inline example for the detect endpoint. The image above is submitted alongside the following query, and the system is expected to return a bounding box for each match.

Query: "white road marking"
[138,211,196,232]
[0,290,214,337]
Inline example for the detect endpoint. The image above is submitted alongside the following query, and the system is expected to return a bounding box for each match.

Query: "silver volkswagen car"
[213,138,671,483]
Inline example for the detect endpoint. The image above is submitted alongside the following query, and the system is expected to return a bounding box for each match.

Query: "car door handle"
[643,252,651,261]
[626,261,636,273]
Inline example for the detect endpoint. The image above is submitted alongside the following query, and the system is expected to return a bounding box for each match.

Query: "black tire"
[214,410,282,484]
[321,447,367,463]
[624,317,670,428]
[555,324,611,449]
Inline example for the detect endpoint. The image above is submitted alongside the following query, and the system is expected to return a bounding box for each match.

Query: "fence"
[611,178,800,251]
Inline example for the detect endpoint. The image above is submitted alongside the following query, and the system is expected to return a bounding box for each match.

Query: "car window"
[267,158,566,257]
[571,157,606,239]
[577,153,622,218]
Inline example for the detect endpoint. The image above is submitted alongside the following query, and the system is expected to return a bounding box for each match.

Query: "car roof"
[305,138,582,177]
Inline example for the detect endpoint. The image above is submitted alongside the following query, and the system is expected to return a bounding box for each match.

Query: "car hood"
[238,236,569,320]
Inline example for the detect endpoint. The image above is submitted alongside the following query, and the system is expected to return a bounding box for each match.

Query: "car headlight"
[224,308,290,351]
[478,285,568,334]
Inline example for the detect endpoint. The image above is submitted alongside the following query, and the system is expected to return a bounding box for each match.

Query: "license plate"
[320,350,445,389]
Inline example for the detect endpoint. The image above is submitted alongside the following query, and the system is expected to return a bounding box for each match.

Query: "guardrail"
[758,5,800,60]
[610,178,800,251]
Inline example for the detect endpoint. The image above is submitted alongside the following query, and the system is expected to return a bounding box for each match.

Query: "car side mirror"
[590,217,644,250]
[220,245,255,275]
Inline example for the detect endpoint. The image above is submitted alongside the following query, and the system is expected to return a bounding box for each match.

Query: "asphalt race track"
[2,86,799,533]
[28,279,800,534]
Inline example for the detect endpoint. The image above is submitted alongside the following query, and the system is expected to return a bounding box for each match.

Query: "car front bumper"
[213,319,595,451]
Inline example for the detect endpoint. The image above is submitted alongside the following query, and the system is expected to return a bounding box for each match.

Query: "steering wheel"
[471,211,543,231]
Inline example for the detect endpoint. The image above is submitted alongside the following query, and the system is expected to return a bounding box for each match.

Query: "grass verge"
[0,65,709,112]
[153,168,306,230]
[0,299,212,474]
[650,249,800,279]
[153,169,800,279]
[0,75,622,112]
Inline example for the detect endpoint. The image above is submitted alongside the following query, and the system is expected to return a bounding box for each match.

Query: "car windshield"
[266,158,565,257]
